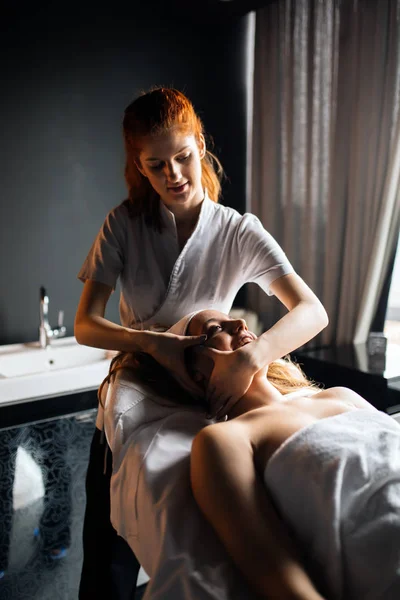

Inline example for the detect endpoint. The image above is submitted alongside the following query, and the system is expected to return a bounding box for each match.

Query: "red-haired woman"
[75,87,328,598]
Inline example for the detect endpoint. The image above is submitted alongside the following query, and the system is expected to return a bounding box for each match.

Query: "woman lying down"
[103,309,400,600]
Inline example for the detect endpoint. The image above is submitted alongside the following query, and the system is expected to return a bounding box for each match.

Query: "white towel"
[264,408,400,599]
[167,311,200,336]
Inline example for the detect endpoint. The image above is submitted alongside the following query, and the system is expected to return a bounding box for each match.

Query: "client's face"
[188,310,257,350]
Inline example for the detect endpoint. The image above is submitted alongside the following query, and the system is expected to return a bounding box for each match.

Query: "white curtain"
[248,0,400,347]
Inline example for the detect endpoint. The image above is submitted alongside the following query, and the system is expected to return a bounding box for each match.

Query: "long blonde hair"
[122,87,224,231]
[98,350,318,410]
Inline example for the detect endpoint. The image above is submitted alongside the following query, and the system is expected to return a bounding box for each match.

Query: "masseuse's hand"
[203,343,260,418]
[145,330,207,397]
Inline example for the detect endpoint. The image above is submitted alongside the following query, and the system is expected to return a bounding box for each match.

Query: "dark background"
[0,0,274,344]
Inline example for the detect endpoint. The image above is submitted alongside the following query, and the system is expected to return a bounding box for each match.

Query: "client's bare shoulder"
[192,387,377,474]
[287,386,376,415]
[226,387,376,469]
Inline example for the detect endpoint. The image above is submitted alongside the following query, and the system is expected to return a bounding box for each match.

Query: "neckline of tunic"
[138,190,214,327]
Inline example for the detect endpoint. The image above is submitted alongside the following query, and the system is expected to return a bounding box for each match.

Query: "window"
[384,234,400,345]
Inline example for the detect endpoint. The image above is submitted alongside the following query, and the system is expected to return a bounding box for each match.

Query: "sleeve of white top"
[237,213,295,296]
[77,204,127,290]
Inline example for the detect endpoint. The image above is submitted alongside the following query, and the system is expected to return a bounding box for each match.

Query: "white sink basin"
[0,340,107,378]
[0,337,112,405]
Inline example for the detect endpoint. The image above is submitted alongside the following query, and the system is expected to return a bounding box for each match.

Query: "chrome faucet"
[39,286,66,348]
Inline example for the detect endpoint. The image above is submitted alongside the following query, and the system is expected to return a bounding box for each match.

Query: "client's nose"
[230,318,247,333]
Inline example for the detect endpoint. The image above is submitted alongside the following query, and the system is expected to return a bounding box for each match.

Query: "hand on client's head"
[185,345,215,389]
[146,330,207,397]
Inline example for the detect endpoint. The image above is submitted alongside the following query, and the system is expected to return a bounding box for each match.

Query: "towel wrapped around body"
[264,408,400,600]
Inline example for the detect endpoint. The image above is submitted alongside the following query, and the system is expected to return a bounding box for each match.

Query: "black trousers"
[79,427,140,600]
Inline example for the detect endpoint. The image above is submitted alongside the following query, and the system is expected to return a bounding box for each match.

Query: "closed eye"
[208,325,222,336]
[147,154,191,171]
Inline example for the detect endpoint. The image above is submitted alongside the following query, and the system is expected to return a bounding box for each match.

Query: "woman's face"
[188,310,257,351]
[137,128,205,212]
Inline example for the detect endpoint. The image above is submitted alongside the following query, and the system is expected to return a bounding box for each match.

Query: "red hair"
[122,87,224,230]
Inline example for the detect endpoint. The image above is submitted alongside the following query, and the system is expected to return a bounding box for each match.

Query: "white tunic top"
[78,193,295,596]
[78,191,294,430]
[78,190,294,330]
[103,372,258,599]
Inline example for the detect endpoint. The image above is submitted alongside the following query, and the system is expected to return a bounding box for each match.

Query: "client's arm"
[190,422,325,600]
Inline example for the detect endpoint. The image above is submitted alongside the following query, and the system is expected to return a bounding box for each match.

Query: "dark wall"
[0,5,251,344]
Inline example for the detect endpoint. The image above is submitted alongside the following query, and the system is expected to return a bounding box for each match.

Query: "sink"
[0,337,112,405]
[0,340,107,378]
